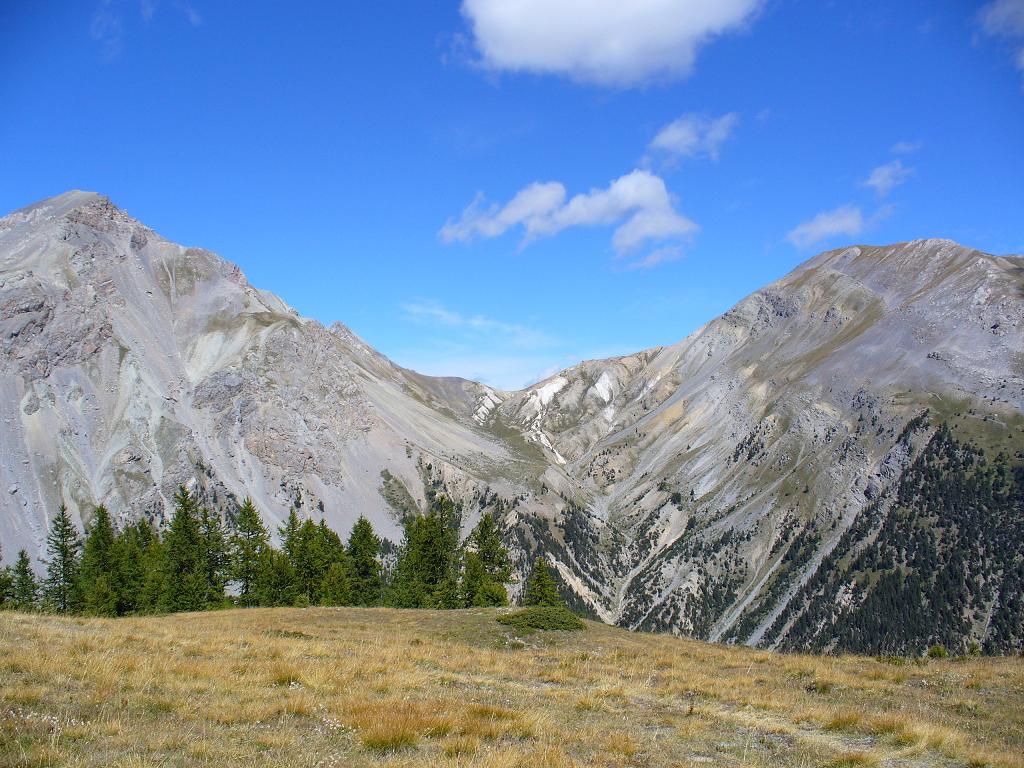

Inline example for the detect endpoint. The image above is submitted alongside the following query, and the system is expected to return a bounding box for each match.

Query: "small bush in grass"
[927,644,948,659]
[497,606,585,633]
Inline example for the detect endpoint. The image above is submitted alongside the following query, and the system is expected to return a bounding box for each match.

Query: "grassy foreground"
[1,608,1022,768]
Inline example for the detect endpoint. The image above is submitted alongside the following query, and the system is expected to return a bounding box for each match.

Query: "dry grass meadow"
[1,607,1022,767]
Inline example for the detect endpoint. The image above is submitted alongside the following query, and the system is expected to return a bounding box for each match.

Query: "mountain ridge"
[2,191,1022,652]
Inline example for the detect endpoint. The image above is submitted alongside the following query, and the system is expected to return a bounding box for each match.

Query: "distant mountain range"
[2,191,1021,652]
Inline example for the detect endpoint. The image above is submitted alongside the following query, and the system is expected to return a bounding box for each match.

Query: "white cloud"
[397,301,569,389]
[440,170,697,255]
[863,159,914,197]
[403,301,557,350]
[90,1,124,58]
[978,0,1024,85]
[460,0,764,86]
[786,205,865,249]
[625,245,685,270]
[648,112,738,162]
[890,140,921,155]
[397,353,567,391]
[92,0,201,57]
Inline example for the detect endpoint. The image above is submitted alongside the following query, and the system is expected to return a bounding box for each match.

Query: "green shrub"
[926,644,948,659]
[497,606,585,633]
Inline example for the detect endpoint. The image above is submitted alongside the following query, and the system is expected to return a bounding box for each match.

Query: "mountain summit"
[2,192,1022,652]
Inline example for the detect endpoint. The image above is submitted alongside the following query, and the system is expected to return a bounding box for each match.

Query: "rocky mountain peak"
[1,191,1022,653]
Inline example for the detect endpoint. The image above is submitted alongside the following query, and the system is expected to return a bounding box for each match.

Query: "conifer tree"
[522,556,563,608]
[12,549,39,611]
[460,513,512,607]
[254,548,297,607]
[0,545,12,607]
[279,508,301,562]
[199,507,228,607]
[159,486,207,612]
[230,497,270,606]
[320,560,352,606]
[317,520,350,604]
[43,504,82,613]
[347,515,382,606]
[318,519,344,553]
[116,520,154,614]
[136,524,165,614]
[290,519,322,604]
[388,495,461,608]
[78,505,120,616]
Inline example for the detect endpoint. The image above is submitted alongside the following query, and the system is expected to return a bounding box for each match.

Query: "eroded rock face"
[2,191,1022,649]
[0,191,530,557]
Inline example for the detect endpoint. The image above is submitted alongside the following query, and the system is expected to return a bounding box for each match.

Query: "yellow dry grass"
[1,607,1021,767]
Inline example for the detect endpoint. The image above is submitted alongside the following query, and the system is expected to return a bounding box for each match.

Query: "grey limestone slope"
[2,191,1022,647]
[0,192,544,562]
[494,239,1024,638]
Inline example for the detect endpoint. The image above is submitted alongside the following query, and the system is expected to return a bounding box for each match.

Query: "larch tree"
[230,497,270,607]
[12,549,39,611]
[43,504,82,613]
[522,556,563,608]
[78,505,120,616]
[346,515,382,606]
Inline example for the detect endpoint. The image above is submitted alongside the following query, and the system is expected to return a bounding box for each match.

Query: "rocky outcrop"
[2,191,1022,649]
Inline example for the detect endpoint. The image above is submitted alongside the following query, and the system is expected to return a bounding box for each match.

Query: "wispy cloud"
[890,140,922,155]
[978,0,1024,88]
[863,159,914,197]
[786,205,866,249]
[180,2,202,26]
[91,1,124,59]
[403,301,557,350]
[625,245,685,270]
[397,301,569,389]
[786,205,894,249]
[397,352,570,391]
[440,169,698,261]
[460,0,764,87]
[647,112,739,164]
[91,0,201,57]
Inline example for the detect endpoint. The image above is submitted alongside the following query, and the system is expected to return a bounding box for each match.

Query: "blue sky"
[2,1,1023,389]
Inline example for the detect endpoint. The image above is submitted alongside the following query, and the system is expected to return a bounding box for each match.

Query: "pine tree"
[78,505,120,616]
[159,486,207,613]
[388,495,461,608]
[230,497,270,607]
[347,515,382,606]
[43,504,82,613]
[522,557,563,607]
[199,507,228,607]
[460,513,512,607]
[254,548,297,607]
[316,520,350,605]
[0,545,13,607]
[290,519,321,604]
[116,520,154,614]
[320,561,352,606]
[278,508,301,562]
[136,524,165,614]
[12,549,39,611]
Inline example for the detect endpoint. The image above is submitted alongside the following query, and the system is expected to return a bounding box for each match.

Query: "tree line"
[0,487,566,616]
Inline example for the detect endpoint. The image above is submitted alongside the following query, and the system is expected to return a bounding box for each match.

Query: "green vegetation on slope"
[0,490,540,619]
[773,422,1024,655]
